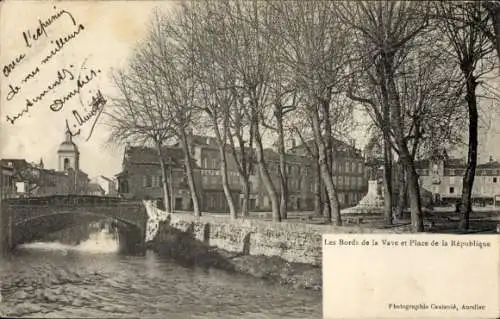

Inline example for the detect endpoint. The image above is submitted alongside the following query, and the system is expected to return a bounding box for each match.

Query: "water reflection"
[0,229,322,318]
[19,230,120,254]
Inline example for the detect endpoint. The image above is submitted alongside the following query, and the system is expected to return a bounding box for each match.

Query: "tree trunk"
[322,185,332,220]
[396,161,407,219]
[278,144,288,220]
[310,107,341,225]
[459,75,479,232]
[157,145,172,214]
[383,53,423,232]
[211,118,237,219]
[180,131,201,217]
[239,177,250,218]
[314,161,322,217]
[319,162,339,224]
[406,164,424,232]
[383,136,393,225]
[254,123,281,222]
[217,145,237,219]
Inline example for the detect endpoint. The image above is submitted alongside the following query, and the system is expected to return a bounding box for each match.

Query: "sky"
[1,0,499,180]
[0,0,177,179]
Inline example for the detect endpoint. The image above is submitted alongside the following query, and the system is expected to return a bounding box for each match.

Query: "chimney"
[490,155,494,162]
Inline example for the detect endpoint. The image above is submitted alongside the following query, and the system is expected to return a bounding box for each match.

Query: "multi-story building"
[0,161,15,199]
[116,136,247,212]
[287,138,368,208]
[0,128,90,197]
[116,135,368,212]
[416,151,500,206]
[116,144,196,210]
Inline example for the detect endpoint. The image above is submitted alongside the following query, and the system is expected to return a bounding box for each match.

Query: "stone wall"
[157,213,400,266]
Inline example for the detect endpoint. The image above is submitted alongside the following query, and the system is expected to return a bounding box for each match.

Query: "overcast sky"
[1,0,499,180]
[0,1,176,179]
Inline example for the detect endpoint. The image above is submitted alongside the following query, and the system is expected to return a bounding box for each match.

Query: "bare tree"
[288,107,324,218]
[148,8,203,217]
[436,2,496,231]
[180,1,239,219]
[268,1,353,225]
[207,0,282,221]
[106,52,174,213]
[339,1,433,232]
[483,1,500,62]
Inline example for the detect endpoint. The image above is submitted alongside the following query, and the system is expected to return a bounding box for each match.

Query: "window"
[63,158,70,170]
[449,187,454,194]
[494,177,497,183]
[152,176,161,187]
[143,175,152,188]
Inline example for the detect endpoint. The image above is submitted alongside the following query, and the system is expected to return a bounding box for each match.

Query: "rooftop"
[288,138,363,158]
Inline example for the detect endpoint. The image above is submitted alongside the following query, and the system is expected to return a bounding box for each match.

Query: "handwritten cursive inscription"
[72,89,107,141]
[2,53,26,77]
[6,67,75,124]
[42,24,85,64]
[3,4,105,142]
[49,67,100,112]
[23,6,77,48]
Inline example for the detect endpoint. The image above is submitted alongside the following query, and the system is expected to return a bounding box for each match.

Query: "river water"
[0,231,322,318]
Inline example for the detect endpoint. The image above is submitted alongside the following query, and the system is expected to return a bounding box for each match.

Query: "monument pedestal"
[341,180,384,214]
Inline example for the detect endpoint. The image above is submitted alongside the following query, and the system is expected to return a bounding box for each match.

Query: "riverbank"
[148,212,400,291]
[148,227,322,291]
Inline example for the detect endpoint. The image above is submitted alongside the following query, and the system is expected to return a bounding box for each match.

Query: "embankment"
[150,213,399,290]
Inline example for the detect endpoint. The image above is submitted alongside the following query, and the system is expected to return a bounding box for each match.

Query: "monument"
[341,162,384,214]
[341,135,385,215]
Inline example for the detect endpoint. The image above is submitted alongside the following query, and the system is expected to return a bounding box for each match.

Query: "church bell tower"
[57,127,80,172]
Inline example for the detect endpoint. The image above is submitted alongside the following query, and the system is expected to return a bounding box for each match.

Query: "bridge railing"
[3,195,141,207]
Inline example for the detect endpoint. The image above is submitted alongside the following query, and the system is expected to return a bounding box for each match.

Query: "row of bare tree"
[105,1,499,232]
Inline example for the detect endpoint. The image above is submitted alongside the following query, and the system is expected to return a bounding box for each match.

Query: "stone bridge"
[1,195,148,253]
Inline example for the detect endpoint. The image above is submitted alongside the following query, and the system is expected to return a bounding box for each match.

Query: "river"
[0,231,322,318]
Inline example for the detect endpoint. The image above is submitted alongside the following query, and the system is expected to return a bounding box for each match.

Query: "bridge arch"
[3,196,148,254]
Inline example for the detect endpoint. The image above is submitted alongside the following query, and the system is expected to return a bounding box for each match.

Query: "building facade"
[0,128,90,197]
[116,135,368,212]
[92,175,118,196]
[0,162,15,199]
[416,152,500,207]
[287,138,368,208]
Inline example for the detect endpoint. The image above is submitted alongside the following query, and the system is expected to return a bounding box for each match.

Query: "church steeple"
[58,123,80,172]
[39,157,44,169]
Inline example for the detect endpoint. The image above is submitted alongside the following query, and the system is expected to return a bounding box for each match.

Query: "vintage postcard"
[0,1,499,318]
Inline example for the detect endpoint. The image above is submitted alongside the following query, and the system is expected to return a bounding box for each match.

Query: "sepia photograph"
[0,0,499,318]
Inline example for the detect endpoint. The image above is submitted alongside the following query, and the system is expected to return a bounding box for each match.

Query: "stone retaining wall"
[157,213,400,266]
